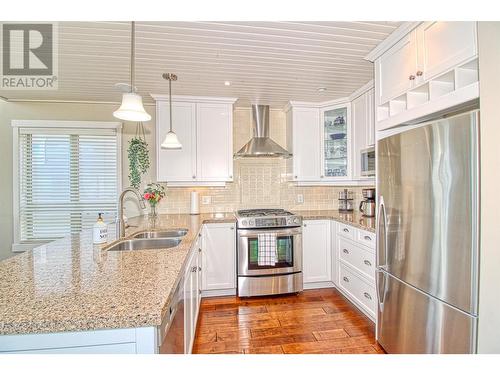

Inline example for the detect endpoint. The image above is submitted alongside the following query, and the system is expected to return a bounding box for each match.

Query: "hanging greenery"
[128,136,150,190]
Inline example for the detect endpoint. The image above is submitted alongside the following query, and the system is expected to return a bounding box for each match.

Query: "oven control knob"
[242,220,248,226]
[249,220,255,226]
[293,217,300,224]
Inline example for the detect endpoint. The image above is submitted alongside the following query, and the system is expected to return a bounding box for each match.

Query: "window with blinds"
[18,127,119,242]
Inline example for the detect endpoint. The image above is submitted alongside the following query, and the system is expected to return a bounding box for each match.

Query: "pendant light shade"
[161,131,182,149]
[113,21,151,122]
[161,73,182,149]
[113,92,152,122]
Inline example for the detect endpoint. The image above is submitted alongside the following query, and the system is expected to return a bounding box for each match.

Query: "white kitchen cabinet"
[375,31,418,105]
[321,104,351,181]
[334,222,376,321]
[371,22,478,130]
[202,222,236,293]
[302,220,332,285]
[0,326,157,354]
[289,106,321,181]
[352,88,375,180]
[287,91,376,186]
[416,21,477,84]
[184,241,202,354]
[156,102,197,182]
[154,96,237,185]
[196,103,233,182]
[366,89,375,147]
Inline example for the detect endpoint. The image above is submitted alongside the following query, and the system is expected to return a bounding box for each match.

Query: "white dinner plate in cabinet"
[337,223,355,240]
[338,263,376,318]
[338,237,375,281]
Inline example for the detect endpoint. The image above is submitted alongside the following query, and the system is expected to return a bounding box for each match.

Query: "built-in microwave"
[361,146,375,176]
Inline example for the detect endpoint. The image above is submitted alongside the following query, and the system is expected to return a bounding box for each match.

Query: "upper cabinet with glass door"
[321,104,351,180]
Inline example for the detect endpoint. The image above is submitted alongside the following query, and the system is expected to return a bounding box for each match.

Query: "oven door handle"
[237,228,302,237]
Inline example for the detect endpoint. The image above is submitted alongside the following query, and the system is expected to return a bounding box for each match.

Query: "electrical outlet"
[297,194,304,204]
[202,196,212,205]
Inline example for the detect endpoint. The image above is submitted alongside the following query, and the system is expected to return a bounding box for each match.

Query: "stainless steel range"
[235,209,303,297]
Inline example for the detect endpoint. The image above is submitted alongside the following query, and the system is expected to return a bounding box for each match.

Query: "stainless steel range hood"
[234,105,292,158]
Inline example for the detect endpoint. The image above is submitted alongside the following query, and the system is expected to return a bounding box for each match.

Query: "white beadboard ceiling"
[0,21,401,107]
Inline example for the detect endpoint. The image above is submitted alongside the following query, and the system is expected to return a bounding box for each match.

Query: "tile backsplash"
[155,107,373,214]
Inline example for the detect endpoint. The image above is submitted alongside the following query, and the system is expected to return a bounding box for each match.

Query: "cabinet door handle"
[191,266,197,273]
[343,276,350,283]
[230,227,234,230]
[342,248,349,254]
[409,75,416,81]
[364,260,372,266]
[192,175,196,179]
[364,235,372,241]
[303,224,307,227]
[364,292,372,300]
[320,175,324,178]
[198,248,201,253]
[294,175,298,179]
[343,228,349,233]
[229,175,233,179]
[416,70,423,76]
[198,266,202,271]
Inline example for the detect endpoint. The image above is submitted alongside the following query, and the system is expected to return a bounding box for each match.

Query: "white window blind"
[18,127,119,242]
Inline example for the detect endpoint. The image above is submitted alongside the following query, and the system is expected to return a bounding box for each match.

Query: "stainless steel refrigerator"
[376,110,479,354]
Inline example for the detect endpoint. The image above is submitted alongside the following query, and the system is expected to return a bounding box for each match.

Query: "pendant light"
[160,73,182,149]
[113,22,151,122]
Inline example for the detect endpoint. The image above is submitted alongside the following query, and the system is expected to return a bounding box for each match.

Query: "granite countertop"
[0,213,235,336]
[294,210,376,233]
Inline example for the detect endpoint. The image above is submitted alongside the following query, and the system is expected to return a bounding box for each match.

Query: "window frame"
[11,120,122,252]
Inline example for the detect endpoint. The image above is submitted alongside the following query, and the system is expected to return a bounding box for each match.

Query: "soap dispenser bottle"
[93,213,108,244]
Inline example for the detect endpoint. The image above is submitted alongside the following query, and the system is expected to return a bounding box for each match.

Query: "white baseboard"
[303,281,335,290]
[201,288,236,298]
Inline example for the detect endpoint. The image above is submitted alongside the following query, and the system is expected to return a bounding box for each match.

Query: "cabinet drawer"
[338,237,375,281]
[357,229,376,249]
[338,263,376,315]
[337,223,355,240]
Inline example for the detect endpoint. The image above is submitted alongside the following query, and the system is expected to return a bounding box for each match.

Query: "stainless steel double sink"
[105,229,188,252]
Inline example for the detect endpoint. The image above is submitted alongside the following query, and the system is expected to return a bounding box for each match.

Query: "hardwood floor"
[193,288,385,354]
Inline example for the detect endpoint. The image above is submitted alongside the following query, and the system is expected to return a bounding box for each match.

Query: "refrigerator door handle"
[376,271,387,306]
[376,195,388,270]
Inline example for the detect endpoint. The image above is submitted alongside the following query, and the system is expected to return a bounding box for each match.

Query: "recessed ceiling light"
[224,81,231,86]
[317,87,327,93]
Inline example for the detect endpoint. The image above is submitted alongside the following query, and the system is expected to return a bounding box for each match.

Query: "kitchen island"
[0,213,235,353]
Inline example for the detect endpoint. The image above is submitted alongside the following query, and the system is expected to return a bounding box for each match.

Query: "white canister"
[93,213,108,244]
[190,191,200,215]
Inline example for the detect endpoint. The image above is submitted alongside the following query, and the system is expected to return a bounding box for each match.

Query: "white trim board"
[284,81,374,112]
[11,120,122,129]
[150,94,237,104]
[364,22,422,62]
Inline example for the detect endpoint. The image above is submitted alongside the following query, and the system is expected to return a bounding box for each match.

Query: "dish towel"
[257,233,277,266]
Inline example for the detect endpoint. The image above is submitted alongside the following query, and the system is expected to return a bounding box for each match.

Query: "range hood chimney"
[234,105,292,158]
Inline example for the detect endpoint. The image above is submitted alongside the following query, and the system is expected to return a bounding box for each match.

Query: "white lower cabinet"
[184,239,202,354]
[302,220,332,286]
[334,222,377,321]
[338,263,377,317]
[201,222,236,294]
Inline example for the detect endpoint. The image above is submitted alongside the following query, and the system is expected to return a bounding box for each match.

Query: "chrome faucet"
[117,187,146,238]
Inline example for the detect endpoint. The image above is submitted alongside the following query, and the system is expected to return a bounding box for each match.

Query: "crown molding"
[150,94,237,104]
[348,80,374,101]
[364,22,421,62]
